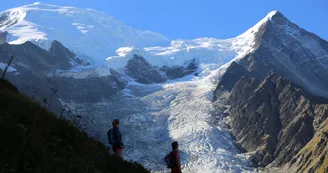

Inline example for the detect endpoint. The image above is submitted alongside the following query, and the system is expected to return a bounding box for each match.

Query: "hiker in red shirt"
[171,141,182,173]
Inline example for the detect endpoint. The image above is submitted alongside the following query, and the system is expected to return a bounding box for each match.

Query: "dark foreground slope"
[0,79,149,173]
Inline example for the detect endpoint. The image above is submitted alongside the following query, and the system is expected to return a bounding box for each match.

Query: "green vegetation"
[0,79,149,173]
[291,119,328,173]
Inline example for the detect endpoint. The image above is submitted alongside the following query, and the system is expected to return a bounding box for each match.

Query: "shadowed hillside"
[0,79,149,173]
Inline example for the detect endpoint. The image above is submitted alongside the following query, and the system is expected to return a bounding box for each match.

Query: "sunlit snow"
[0,3,170,64]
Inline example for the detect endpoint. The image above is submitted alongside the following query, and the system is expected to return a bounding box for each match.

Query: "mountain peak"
[258,10,288,25]
[266,10,292,26]
[264,10,281,20]
[236,10,298,52]
[239,10,289,37]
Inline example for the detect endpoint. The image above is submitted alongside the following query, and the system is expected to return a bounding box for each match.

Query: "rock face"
[124,55,197,84]
[213,11,328,172]
[237,11,328,98]
[0,41,85,76]
[214,63,328,171]
[213,62,254,101]
[228,74,328,167]
[161,59,197,80]
[1,41,126,112]
[286,118,328,173]
[0,31,7,45]
[124,55,166,84]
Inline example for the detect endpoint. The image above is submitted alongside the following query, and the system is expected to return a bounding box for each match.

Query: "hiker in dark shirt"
[109,119,124,157]
[170,141,182,173]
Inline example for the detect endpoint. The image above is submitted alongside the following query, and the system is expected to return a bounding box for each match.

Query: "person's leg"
[171,167,179,173]
[115,150,122,158]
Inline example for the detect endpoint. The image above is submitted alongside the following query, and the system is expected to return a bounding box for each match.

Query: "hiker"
[165,141,182,173]
[107,119,124,158]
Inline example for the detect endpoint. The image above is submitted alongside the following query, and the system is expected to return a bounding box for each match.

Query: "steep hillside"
[286,118,328,173]
[214,65,328,172]
[228,74,328,166]
[0,79,149,173]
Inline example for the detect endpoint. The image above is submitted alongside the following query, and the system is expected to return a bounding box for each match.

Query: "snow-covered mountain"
[212,9,328,173]
[0,2,169,65]
[105,12,280,76]
[2,3,327,88]
[213,10,328,98]
[0,2,275,77]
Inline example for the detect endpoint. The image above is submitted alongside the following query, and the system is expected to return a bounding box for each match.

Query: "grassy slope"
[0,79,149,173]
[288,119,328,173]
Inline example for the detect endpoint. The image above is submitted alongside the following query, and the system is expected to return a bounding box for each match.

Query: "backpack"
[107,128,116,145]
[164,152,173,168]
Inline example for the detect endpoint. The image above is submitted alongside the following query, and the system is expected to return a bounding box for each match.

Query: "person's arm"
[173,152,182,173]
[177,158,182,173]
[119,130,124,147]
[113,128,123,147]
[113,128,120,146]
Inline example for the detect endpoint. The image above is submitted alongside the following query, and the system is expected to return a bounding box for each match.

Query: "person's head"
[172,141,179,150]
[112,119,120,127]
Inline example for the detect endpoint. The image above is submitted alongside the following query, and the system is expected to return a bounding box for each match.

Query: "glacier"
[64,73,257,173]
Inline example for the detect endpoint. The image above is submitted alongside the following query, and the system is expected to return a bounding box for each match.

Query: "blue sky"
[1,0,327,40]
